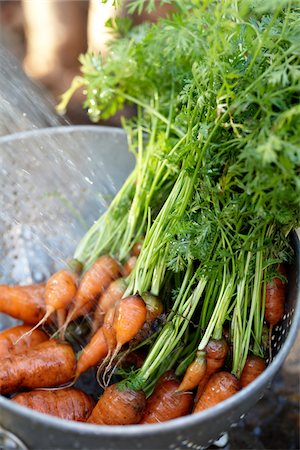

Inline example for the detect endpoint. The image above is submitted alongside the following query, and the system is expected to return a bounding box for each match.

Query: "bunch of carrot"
[0,245,287,424]
[1,0,299,428]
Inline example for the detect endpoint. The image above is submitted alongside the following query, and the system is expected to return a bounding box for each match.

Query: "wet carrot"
[0,325,48,359]
[240,354,266,388]
[195,337,228,401]
[45,269,78,328]
[12,388,95,422]
[123,256,138,277]
[178,351,207,392]
[21,270,78,340]
[75,328,108,378]
[140,377,193,424]
[0,340,76,394]
[113,295,147,356]
[0,284,46,325]
[87,383,146,425]
[131,241,143,257]
[91,278,127,335]
[194,372,240,413]
[66,255,121,325]
[265,265,287,327]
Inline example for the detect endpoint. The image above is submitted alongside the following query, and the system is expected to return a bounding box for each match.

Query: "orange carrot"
[130,293,164,346]
[195,337,228,401]
[91,278,127,335]
[17,270,78,342]
[140,376,193,424]
[12,388,95,422]
[123,256,138,277]
[66,255,121,325]
[102,307,117,352]
[178,351,206,392]
[240,354,266,388]
[0,325,48,359]
[0,340,76,394]
[131,241,143,257]
[75,328,108,378]
[45,269,78,328]
[0,284,46,325]
[87,383,146,425]
[193,372,240,413]
[112,295,147,356]
[265,265,287,327]
[142,292,164,323]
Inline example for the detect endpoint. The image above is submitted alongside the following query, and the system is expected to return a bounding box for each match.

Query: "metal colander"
[0,126,299,450]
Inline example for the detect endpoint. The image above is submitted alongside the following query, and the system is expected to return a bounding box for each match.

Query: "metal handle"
[0,426,28,450]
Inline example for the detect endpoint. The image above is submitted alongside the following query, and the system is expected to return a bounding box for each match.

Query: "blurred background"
[0,0,169,126]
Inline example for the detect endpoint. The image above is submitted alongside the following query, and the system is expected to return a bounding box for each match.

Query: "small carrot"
[65,255,121,327]
[0,340,76,394]
[0,284,46,325]
[45,269,78,329]
[195,337,228,401]
[265,265,287,327]
[129,293,164,347]
[264,264,287,360]
[98,295,147,386]
[87,383,146,425]
[131,240,143,257]
[142,292,164,323]
[91,277,127,335]
[12,388,95,422]
[240,354,266,388]
[123,256,138,277]
[17,269,78,342]
[75,328,108,379]
[112,295,147,358]
[140,376,193,424]
[0,325,48,359]
[177,351,206,392]
[193,372,240,413]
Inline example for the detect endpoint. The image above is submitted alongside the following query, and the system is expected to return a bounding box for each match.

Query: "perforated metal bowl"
[0,126,299,450]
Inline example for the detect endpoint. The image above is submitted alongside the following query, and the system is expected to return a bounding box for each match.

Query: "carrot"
[193,371,240,413]
[131,241,143,257]
[45,269,78,328]
[16,270,78,342]
[195,337,228,401]
[177,351,206,392]
[240,354,266,388]
[140,376,193,424]
[264,264,287,360]
[65,255,121,326]
[123,256,138,277]
[265,265,287,327]
[75,328,108,379]
[0,284,46,325]
[97,295,147,386]
[12,388,95,422]
[130,293,164,346]
[0,340,76,394]
[102,307,117,352]
[0,325,48,359]
[142,292,164,323]
[91,277,127,335]
[87,383,146,425]
[112,295,147,356]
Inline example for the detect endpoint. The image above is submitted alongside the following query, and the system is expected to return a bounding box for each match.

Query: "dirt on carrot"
[0,325,48,359]
[12,387,95,422]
